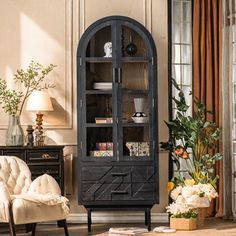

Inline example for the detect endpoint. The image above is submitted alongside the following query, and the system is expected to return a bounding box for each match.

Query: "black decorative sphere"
[125,42,137,56]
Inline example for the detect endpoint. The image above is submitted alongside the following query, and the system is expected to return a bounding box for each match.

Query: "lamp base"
[35,113,45,146]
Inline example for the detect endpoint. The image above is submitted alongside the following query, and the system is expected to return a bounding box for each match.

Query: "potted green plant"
[0,61,55,146]
[161,79,222,187]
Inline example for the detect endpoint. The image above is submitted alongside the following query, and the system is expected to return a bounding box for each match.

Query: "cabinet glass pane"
[122,26,148,57]
[122,94,149,123]
[86,94,112,123]
[86,62,112,90]
[122,62,149,90]
[123,127,150,158]
[86,127,113,157]
[86,26,111,57]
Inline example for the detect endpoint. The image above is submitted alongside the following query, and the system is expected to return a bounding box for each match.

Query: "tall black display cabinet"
[77,16,158,231]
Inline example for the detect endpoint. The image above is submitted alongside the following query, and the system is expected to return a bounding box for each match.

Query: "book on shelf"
[108,227,148,235]
[95,117,113,124]
[96,142,113,151]
[90,150,113,157]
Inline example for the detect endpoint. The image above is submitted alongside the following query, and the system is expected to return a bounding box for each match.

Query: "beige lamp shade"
[26,90,54,112]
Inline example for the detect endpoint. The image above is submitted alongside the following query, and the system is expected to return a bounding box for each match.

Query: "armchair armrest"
[29,174,61,195]
[0,181,10,204]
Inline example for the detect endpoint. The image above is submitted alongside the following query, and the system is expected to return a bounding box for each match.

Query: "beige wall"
[0,0,169,216]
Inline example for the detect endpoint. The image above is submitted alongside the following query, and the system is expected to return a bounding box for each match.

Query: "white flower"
[166,202,193,216]
[170,186,182,201]
[197,183,218,201]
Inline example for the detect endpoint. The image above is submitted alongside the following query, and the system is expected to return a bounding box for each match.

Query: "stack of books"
[95,117,113,124]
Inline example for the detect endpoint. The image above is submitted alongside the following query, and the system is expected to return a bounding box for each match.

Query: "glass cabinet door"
[81,25,116,161]
[117,25,153,161]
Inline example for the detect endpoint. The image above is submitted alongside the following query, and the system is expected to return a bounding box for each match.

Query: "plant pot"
[5,115,24,146]
[170,217,197,230]
[197,207,208,227]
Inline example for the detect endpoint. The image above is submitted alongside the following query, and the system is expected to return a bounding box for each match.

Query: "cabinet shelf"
[86,123,113,127]
[122,57,149,63]
[85,57,112,63]
[84,57,149,63]
[122,123,149,127]
[122,89,149,94]
[86,90,112,94]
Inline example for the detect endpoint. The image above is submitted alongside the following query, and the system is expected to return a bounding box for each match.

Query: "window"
[169,0,192,177]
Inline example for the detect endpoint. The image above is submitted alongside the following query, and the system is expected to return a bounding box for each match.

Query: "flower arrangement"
[161,79,222,188]
[166,178,218,224]
[0,61,56,116]
[166,202,198,219]
[168,178,218,205]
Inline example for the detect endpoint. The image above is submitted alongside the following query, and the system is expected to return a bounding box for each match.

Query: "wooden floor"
[0,218,236,236]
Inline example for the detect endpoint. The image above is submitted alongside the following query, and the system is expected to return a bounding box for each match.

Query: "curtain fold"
[192,0,223,216]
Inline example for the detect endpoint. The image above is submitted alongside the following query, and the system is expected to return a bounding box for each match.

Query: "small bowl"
[131,116,149,123]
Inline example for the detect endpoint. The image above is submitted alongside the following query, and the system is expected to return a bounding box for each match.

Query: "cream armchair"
[0,155,69,236]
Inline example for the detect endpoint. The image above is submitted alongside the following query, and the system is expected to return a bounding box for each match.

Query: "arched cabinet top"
[77,15,157,59]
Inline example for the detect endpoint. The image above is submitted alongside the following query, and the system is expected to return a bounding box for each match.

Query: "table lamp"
[26,90,54,146]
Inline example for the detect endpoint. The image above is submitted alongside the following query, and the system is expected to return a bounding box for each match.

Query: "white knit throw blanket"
[11,193,69,214]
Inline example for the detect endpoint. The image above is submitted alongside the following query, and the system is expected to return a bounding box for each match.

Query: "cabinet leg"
[87,209,92,232]
[146,208,151,231]
[145,210,148,226]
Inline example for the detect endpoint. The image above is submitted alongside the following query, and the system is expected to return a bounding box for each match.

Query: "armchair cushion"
[11,195,69,224]
[29,174,61,195]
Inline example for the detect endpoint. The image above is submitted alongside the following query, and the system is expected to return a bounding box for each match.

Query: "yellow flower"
[167,182,175,192]
[184,179,195,186]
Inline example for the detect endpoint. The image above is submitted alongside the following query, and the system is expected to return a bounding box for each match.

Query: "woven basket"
[170,217,197,230]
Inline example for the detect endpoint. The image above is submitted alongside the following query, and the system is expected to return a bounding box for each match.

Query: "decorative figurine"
[26,125,34,146]
[125,35,137,56]
[104,42,112,57]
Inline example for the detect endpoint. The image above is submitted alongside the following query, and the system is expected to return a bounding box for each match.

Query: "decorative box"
[139,142,150,156]
[126,142,139,156]
[170,218,197,230]
[126,142,150,156]
[90,150,113,157]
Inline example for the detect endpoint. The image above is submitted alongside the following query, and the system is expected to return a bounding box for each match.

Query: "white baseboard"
[67,212,169,224]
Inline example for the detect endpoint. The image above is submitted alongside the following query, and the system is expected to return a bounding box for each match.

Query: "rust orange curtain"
[192,0,223,216]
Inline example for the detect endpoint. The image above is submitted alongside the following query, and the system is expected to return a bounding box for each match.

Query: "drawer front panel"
[81,166,155,183]
[26,150,60,163]
[82,182,156,201]
[2,150,26,161]
[29,165,60,177]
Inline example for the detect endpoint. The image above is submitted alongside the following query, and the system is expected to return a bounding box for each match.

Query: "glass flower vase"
[6,115,24,146]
